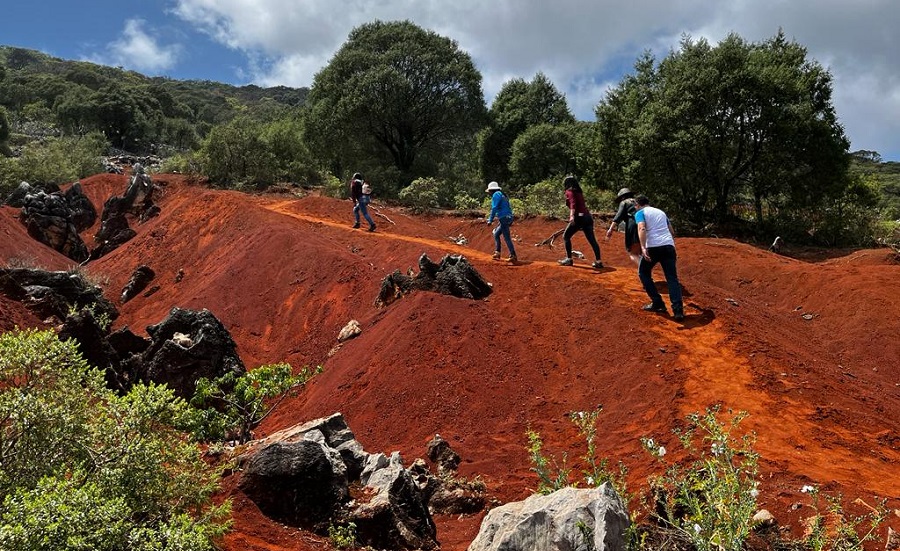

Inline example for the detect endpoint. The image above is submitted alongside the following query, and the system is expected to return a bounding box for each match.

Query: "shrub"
[521,179,567,218]
[641,406,759,551]
[188,362,322,444]
[8,132,107,188]
[399,177,441,212]
[793,485,888,551]
[453,191,480,211]
[327,522,357,549]
[320,173,346,199]
[0,328,230,551]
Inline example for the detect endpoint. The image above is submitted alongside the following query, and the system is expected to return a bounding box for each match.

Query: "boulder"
[426,433,461,475]
[4,181,34,208]
[63,181,97,232]
[352,452,438,551]
[19,190,89,262]
[467,484,629,551]
[121,265,155,303]
[0,268,117,323]
[238,440,349,529]
[376,253,492,307]
[337,319,362,342]
[141,307,245,398]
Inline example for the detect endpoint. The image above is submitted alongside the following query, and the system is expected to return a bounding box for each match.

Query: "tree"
[508,123,575,185]
[0,328,229,551]
[305,20,486,185]
[596,31,851,232]
[480,73,574,186]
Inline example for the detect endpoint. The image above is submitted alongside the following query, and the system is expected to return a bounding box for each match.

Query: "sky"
[2,1,899,161]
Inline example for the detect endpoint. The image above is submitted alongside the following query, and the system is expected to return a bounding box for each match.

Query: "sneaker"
[557,257,573,266]
[591,260,604,269]
[673,312,685,322]
[492,251,501,260]
[367,224,376,232]
[642,302,667,313]
[352,223,360,229]
[507,255,517,263]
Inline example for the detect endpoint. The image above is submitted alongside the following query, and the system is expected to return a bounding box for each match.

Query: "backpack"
[362,183,372,195]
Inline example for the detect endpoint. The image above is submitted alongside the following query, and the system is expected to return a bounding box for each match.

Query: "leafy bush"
[327,522,357,549]
[0,156,25,198]
[642,406,759,551]
[521,179,567,218]
[454,191,480,211]
[320,173,346,199]
[2,132,107,190]
[399,176,441,212]
[188,362,321,444]
[0,328,229,551]
[794,485,888,551]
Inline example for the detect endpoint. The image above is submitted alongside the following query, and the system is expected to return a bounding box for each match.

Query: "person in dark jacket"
[349,172,375,232]
[558,175,603,269]
[605,187,641,266]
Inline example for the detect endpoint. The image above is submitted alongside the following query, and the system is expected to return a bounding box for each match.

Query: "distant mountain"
[0,45,308,152]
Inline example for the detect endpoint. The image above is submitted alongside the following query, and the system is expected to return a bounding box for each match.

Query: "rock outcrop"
[121,265,155,303]
[376,253,492,307]
[19,190,89,262]
[468,483,629,551]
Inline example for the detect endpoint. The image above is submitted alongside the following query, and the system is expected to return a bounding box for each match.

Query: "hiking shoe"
[352,223,360,229]
[591,260,604,269]
[492,251,501,260]
[642,302,667,313]
[557,257,573,266]
[673,312,685,322]
[507,255,518,263]
[367,224,376,232]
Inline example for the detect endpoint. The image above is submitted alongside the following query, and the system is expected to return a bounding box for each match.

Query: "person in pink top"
[558,175,603,269]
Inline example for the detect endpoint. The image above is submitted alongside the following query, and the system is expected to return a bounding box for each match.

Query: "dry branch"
[535,227,567,248]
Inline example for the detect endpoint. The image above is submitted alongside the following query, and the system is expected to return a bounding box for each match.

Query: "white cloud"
[87,18,180,73]
[171,0,900,158]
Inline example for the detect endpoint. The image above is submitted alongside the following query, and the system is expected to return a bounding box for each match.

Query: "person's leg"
[352,203,361,227]
[638,252,665,309]
[562,221,578,259]
[581,216,602,261]
[658,246,683,316]
[500,218,516,258]
[360,202,375,230]
[492,224,502,255]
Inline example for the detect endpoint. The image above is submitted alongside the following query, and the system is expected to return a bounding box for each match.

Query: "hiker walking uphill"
[606,187,641,266]
[485,181,517,262]
[635,195,685,322]
[558,175,603,269]
[349,173,376,232]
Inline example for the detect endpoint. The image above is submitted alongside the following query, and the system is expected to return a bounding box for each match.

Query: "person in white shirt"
[634,195,684,321]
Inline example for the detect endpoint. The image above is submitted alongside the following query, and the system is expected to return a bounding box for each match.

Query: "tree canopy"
[595,31,853,236]
[304,20,486,185]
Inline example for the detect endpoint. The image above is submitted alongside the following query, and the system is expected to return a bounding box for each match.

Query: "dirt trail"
[3,175,898,550]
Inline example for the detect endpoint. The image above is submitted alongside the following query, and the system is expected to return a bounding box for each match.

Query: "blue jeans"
[638,245,683,314]
[492,216,516,256]
[353,198,374,227]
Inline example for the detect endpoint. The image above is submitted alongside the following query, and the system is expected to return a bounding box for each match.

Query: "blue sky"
[3,1,900,161]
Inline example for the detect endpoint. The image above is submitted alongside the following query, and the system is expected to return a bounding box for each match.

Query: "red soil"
[2,173,899,550]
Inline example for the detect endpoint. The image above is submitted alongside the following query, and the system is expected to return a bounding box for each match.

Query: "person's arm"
[636,210,650,260]
[565,190,575,222]
[607,201,627,238]
[487,192,500,223]
[667,220,676,239]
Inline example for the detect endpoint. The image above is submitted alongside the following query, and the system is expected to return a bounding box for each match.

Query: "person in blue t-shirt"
[634,195,684,321]
[485,181,517,262]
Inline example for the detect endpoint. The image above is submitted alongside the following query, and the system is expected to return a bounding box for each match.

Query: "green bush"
[521,179,567,218]
[453,191,480,210]
[320,173,346,199]
[399,177,441,212]
[7,132,107,188]
[0,156,25,198]
[0,328,230,551]
[188,362,321,444]
[642,406,759,551]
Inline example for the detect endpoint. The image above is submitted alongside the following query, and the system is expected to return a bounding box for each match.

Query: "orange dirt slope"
[1,173,899,550]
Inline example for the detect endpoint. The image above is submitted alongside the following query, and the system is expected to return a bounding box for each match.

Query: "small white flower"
[586,476,595,486]
[711,442,724,456]
[657,446,666,457]
[693,523,701,534]
[750,489,759,498]
[801,485,815,493]
[646,438,655,449]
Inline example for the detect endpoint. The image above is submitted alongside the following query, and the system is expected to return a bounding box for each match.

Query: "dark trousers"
[563,215,601,260]
[638,245,683,313]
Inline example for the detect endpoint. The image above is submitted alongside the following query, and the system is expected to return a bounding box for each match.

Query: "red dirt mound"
[2,173,899,550]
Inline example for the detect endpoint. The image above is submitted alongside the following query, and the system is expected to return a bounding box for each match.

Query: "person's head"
[615,187,634,204]
[485,181,502,193]
[352,172,363,181]
[635,194,650,207]
[132,163,144,175]
[563,175,581,192]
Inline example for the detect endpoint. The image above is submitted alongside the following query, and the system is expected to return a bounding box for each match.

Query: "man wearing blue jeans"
[635,195,684,321]
[485,181,517,262]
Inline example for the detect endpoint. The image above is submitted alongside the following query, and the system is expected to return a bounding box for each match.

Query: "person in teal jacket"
[485,181,517,262]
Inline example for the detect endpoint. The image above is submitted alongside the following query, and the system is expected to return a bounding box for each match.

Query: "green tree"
[596,31,851,232]
[0,106,10,156]
[508,123,575,185]
[305,20,486,186]
[200,116,274,187]
[480,73,574,187]
[0,328,229,551]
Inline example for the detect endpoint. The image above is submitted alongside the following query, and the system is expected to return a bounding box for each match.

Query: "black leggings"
[564,215,601,260]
